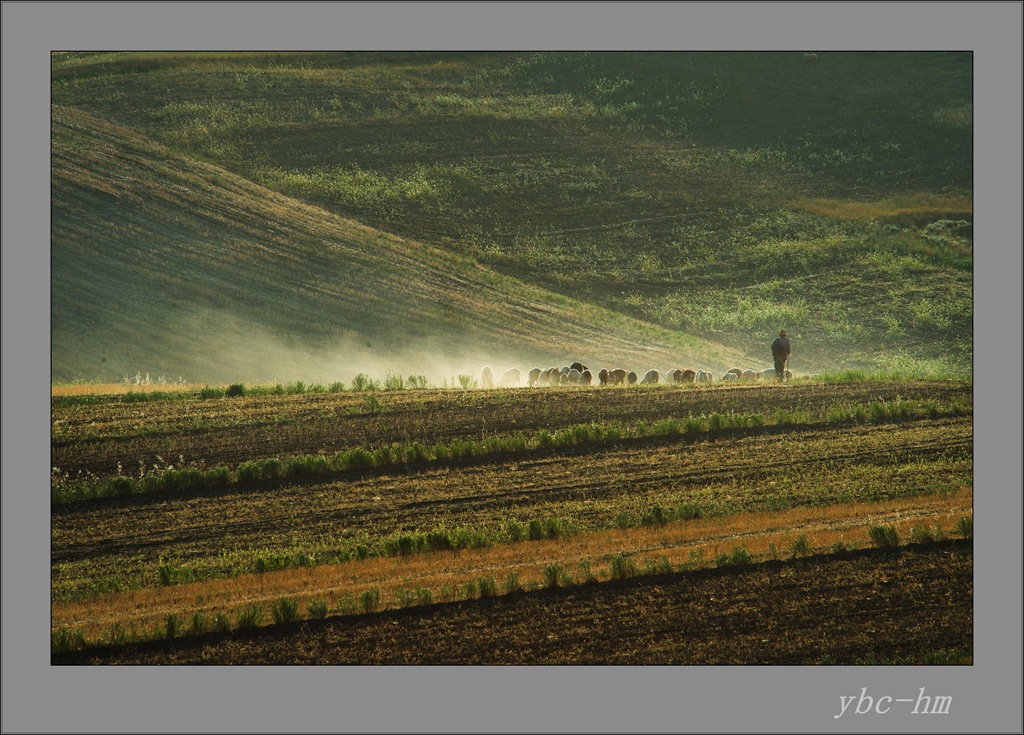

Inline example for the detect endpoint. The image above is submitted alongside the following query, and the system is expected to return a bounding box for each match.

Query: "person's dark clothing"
[771,336,791,381]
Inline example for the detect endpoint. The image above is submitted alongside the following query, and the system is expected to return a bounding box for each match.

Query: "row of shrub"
[53,516,973,654]
[51,397,970,505]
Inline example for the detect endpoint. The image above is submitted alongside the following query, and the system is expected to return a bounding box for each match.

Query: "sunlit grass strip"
[51,397,971,504]
[789,193,972,223]
[51,488,972,651]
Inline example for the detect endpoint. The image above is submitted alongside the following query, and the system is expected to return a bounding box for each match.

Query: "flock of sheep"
[480,362,793,388]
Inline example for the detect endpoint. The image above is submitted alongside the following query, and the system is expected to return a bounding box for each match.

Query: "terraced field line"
[52,487,971,637]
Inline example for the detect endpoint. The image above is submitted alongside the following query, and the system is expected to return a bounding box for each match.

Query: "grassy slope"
[52,106,738,383]
[51,51,973,382]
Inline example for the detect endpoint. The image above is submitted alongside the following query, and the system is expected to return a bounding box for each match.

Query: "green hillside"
[50,51,973,383]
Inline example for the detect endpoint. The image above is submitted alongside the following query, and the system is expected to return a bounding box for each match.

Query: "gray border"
[4,2,1021,733]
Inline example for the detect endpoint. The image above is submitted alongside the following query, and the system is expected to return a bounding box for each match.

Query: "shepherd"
[771,330,792,383]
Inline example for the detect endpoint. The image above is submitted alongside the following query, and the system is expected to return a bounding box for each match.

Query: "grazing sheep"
[607,368,627,385]
[640,369,661,385]
[665,369,680,383]
[626,371,638,385]
[569,361,589,373]
[498,367,521,387]
[481,366,494,389]
[543,367,561,385]
[598,368,610,385]
[727,368,743,377]
[581,369,593,385]
[741,369,758,381]
[720,371,738,381]
[560,372,569,385]
[567,368,582,384]
[528,368,542,387]
[679,369,697,383]
[757,368,794,382]
[695,369,715,383]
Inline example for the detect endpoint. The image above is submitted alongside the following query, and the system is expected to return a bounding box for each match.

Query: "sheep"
[726,368,743,378]
[720,371,738,381]
[679,369,696,383]
[542,367,561,385]
[581,369,593,385]
[567,368,582,384]
[498,367,521,387]
[758,367,794,382]
[626,371,638,385]
[741,369,758,381]
[665,369,681,383]
[528,368,542,387]
[607,368,627,385]
[569,361,589,373]
[598,368,610,385]
[640,369,661,385]
[481,366,494,389]
[695,369,715,383]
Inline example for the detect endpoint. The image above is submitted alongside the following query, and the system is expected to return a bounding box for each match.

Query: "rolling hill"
[50,52,973,384]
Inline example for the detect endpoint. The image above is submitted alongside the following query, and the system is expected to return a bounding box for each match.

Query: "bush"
[609,554,637,580]
[360,588,380,613]
[52,627,87,654]
[307,599,329,619]
[225,383,245,397]
[271,597,300,624]
[956,516,973,538]
[791,535,811,558]
[868,524,900,548]
[235,604,265,630]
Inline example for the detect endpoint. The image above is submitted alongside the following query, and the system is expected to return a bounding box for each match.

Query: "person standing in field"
[771,330,791,383]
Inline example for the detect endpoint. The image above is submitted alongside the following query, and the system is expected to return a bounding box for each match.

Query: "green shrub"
[478,576,498,598]
[395,588,417,608]
[225,383,245,397]
[504,571,523,594]
[609,554,637,580]
[235,604,265,630]
[164,613,179,639]
[307,599,329,619]
[190,612,211,635]
[542,564,565,588]
[956,516,973,538]
[271,597,300,624]
[717,546,752,567]
[910,524,937,544]
[868,524,901,548]
[791,535,811,558]
[360,588,380,613]
[52,627,87,654]
[212,612,232,633]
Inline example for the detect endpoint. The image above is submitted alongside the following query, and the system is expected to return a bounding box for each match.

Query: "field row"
[51,413,972,602]
[53,539,973,665]
[51,380,972,479]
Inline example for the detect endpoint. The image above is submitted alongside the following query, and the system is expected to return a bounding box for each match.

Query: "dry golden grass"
[51,383,194,397]
[52,487,972,640]
[790,193,972,223]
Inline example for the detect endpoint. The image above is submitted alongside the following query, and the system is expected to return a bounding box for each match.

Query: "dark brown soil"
[54,541,972,665]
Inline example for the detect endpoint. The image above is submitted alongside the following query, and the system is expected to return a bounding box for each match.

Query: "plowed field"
[54,541,972,665]
[51,379,973,664]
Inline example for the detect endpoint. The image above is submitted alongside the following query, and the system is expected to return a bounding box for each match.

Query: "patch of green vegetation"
[51,52,971,383]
